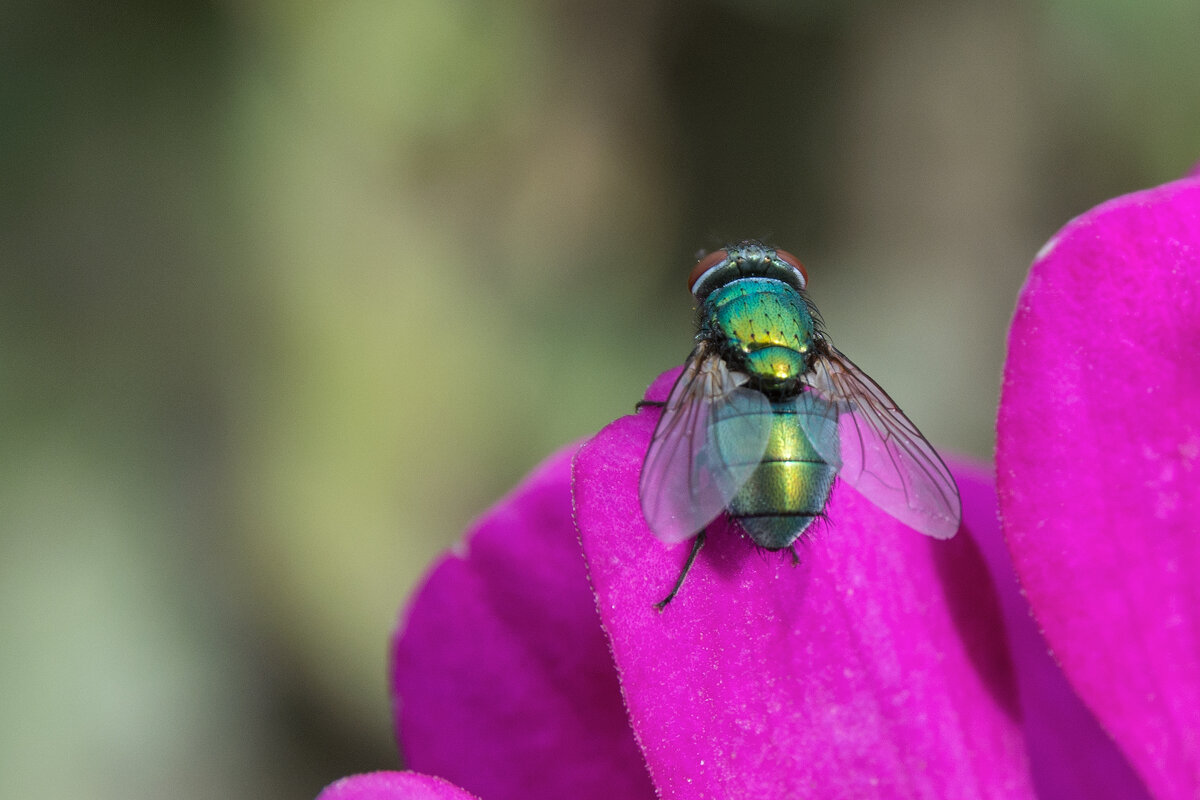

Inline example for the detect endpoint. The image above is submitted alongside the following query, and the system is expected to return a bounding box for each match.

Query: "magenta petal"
[391,445,654,800]
[998,174,1200,798]
[574,397,1035,798]
[317,771,480,800]
[959,462,1150,799]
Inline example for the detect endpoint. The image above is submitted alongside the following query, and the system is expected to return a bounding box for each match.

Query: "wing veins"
[802,345,960,536]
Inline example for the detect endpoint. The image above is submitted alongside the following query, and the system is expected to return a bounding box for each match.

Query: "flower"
[319,169,1199,799]
[316,771,481,800]
[997,171,1200,798]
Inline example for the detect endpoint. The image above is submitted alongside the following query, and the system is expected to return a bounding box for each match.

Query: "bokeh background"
[3,1,1198,797]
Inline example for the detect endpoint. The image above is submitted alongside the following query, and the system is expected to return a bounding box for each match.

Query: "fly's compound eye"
[773,248,808,289]
[688,249,730,296]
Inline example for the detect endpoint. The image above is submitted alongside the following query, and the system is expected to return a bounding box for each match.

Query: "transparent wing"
[797,346,961,539]
[639,346,773,545]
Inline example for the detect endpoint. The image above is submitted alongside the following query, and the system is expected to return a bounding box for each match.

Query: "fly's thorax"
[701,278,816,397]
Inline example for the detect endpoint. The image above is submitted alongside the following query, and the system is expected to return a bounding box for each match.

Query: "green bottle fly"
[639,241,961,607]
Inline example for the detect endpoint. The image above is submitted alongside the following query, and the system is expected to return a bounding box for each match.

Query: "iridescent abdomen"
[711,402,838,549]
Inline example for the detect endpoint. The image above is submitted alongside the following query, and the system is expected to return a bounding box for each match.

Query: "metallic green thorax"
[701,277,817,398]
[701,277,837,550]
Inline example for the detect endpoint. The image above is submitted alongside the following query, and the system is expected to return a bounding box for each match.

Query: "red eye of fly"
[687,249,729,294]
[773,248,808,288]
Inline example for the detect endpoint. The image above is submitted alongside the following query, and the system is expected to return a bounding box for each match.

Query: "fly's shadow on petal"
[931,526,1020,721]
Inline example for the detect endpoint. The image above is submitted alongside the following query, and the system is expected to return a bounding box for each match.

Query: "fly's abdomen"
[723,404,837,550]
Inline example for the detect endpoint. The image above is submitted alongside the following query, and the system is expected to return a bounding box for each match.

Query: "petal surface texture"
[576,374,1035,799]
[317,772,480,800]
[959,463,1150,800]
[997,174,1200,798]
[391,445,654,800]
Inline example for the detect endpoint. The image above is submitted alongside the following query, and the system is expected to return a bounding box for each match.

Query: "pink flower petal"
[997,173,1200,798]
[574,388,1035,799]
[391,445,654,800]
[959,462,1150,799]
[317,771,480,800]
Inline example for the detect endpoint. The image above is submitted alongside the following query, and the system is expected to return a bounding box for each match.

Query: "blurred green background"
[3,0,1198,796]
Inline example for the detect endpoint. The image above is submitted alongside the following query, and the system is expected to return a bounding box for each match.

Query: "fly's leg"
[655,528,706,611]
[636,400,666,411]
[790,544,801,566]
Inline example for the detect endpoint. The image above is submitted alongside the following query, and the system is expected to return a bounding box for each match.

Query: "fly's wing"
[639,346,773,545]
[797,346,961,539]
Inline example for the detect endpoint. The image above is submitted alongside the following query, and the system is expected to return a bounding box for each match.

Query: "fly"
[639,241,961,608]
